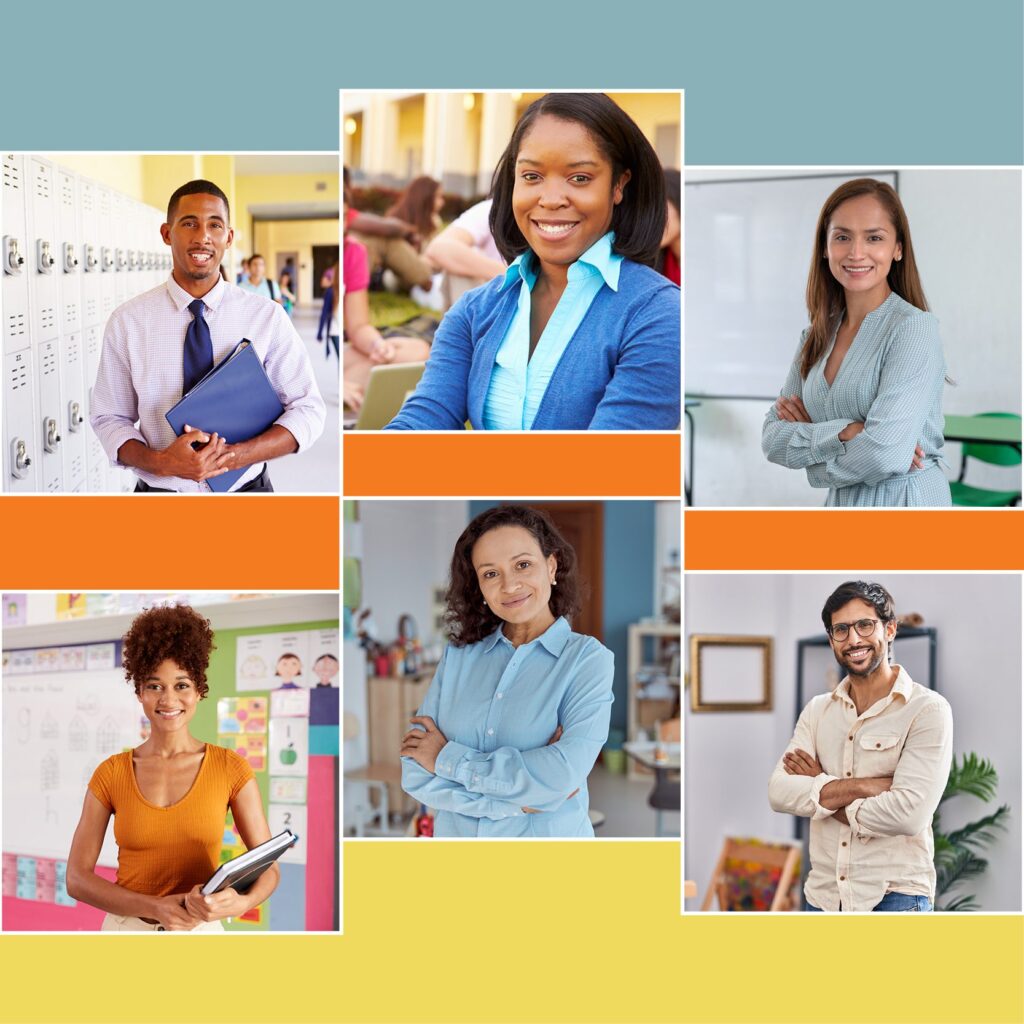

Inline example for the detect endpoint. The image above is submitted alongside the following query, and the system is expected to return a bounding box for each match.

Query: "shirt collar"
[165,273,227,313]
[832,665,913,706]
[482,615,571,656]
[498,232,621,293]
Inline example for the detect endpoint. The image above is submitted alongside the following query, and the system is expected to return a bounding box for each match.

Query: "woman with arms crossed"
[385,93,680,430]
[401,505,614,837]
[762,178,950,506]
[67,605,278,931]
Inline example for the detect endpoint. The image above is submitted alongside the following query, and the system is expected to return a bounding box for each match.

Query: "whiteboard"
[3,669,140,865]
[685,172,897,398]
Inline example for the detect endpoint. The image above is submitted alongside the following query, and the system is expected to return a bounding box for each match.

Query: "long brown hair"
[801,178,928,378]
[386,176,441,243]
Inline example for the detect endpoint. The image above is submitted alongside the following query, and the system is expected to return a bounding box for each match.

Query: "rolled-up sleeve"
[847,700,953,839]
[90,311,147,465]
[437,643,614,809]
[768,702,838,820]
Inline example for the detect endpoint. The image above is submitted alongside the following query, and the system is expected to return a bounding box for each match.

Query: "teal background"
[2,0,1021,163]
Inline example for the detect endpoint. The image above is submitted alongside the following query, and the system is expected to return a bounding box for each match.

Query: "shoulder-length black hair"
[488,93,666,267]
[444,504,582,647]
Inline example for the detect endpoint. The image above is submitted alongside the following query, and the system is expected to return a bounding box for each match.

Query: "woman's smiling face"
[472,525,557,629]
[512,114,630,272]
[138,659,200,732]
[825,194,902,303]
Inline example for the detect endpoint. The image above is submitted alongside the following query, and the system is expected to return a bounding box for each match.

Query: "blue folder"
[165,339,284,493]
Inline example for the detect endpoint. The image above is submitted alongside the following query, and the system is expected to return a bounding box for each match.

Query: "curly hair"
[121,605,215,698]
[445,505,582,647]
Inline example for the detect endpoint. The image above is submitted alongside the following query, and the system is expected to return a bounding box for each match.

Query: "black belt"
[133,464,273,493]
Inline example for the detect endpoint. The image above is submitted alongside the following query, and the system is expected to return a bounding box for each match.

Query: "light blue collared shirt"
[401,616,614,837]
[482,232,622,430]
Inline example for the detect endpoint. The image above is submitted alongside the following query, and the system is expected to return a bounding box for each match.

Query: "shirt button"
[875,742,881,748]
[846,771,852,777]
[487,728,494,736]
[841,841,847,847]
[496,693,503,700]
[839,875,846,881]
[848,736,854,741]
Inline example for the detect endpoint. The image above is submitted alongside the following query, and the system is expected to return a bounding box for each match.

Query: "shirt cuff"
[845,797,872,837]
[811,424,846,463]
[435,740,475,782]
[809,773,839,820]
[104,425,148,468]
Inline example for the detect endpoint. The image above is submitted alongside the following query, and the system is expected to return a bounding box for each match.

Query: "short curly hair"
[445,505,582,647]
[121,605,215,698]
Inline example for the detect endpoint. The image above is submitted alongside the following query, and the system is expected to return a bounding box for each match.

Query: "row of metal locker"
[2,154,168,493]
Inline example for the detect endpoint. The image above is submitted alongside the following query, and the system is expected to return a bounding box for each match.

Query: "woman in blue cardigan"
[386,93,681,430]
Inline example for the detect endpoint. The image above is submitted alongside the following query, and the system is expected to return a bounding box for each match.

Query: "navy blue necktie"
[183,298,213,394]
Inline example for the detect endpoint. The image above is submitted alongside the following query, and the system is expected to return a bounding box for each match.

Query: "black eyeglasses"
[828,618,882,642]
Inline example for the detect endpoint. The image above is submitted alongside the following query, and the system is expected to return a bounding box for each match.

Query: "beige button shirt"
[768,667,952,912]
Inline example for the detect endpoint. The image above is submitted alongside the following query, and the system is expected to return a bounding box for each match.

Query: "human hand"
[833,807,850,826]
[184,884,249,923]
[400,715,448,774]
[370,337,396,364]
[343,379,365,411]
[838,421,865,442]
[159,425,235,481]
[909,444,925,471]
[783,748,822,777]
[149,892,202,931]
[776,395,812,423]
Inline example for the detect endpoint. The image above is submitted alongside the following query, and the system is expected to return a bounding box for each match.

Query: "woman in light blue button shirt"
[400,505,614,837]
[762,178,951,506]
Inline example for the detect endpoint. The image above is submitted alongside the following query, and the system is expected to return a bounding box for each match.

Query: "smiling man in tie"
[90,179,325,492]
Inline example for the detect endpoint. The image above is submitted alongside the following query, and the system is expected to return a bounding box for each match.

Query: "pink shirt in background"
[343,238,370,295]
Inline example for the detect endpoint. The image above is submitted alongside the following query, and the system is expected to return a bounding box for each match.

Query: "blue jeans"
[806,892,932,912]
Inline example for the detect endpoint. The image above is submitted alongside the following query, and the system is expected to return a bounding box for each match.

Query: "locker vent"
[9,360,28,392]
[70,455,84,482]
[6,311,26,339]
[64,302,79,327]
[3,157,21,190]
[33,166,50,200]
[86,330,100,358]
[41,347,57,377]
[61,178,74,207]
[82,188,94,214]
[40,306,56,331]
[85,297,98,322]
[46,474,61,493]
[102,296,114,317]
[66,336,81,365]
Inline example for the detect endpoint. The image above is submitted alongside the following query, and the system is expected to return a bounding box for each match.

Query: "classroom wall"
[683,573,1023,913]
[686,168,1023,506]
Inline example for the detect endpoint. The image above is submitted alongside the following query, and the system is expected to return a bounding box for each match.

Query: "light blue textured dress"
[762,292,951,507]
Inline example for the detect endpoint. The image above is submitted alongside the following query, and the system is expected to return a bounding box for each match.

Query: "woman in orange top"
[66,605,279,931]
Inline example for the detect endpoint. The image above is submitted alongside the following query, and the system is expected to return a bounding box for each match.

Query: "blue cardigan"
[385,259,680,430]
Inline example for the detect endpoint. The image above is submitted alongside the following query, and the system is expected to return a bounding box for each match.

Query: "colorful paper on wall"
[2,853,17,897]
[16,857,37,900]
[236,630,313,691]
[55,594,86,620]
[269,718,308,777]
[270,687,310,718]
[269,777,307,804]
[58,647,87,672]
[85,643,116,671]
[217,697,268,734]
[268,804,307,865]
[2,594,27,627]
[35,858,56,902]
[54,861,75,906]
[222,734,267,772]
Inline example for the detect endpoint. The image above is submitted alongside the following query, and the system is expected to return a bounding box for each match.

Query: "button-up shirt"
[768,667,952,911]
[91,275,325,491]
[401,617,614,837]
[482,232,622,430]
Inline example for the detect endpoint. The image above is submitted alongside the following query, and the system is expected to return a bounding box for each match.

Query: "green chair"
[949,412,1022,507]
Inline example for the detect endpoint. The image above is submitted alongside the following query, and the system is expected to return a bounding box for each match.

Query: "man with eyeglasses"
[768,580,952,912]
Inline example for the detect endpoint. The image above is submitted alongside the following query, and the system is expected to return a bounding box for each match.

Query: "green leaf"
[941,753,999,803]
[945,806,1010,851]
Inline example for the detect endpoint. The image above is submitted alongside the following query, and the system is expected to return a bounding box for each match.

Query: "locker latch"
[3,235,25,275]
[43,417,62,454]
[63,242,79,273]
[101,247,114,271]
[9,438,32,479]
[128,250,139,271]
[68,400,84,433]
[115,248,127,271]
[36,239,55,274]
[84,244,98,272]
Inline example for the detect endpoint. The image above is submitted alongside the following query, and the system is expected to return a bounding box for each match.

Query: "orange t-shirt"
[88,745,254,897]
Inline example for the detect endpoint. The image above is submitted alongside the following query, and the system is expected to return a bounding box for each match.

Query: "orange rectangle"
[0,497,339,588]
[686,510,1024,570]
[345,434,681,496]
